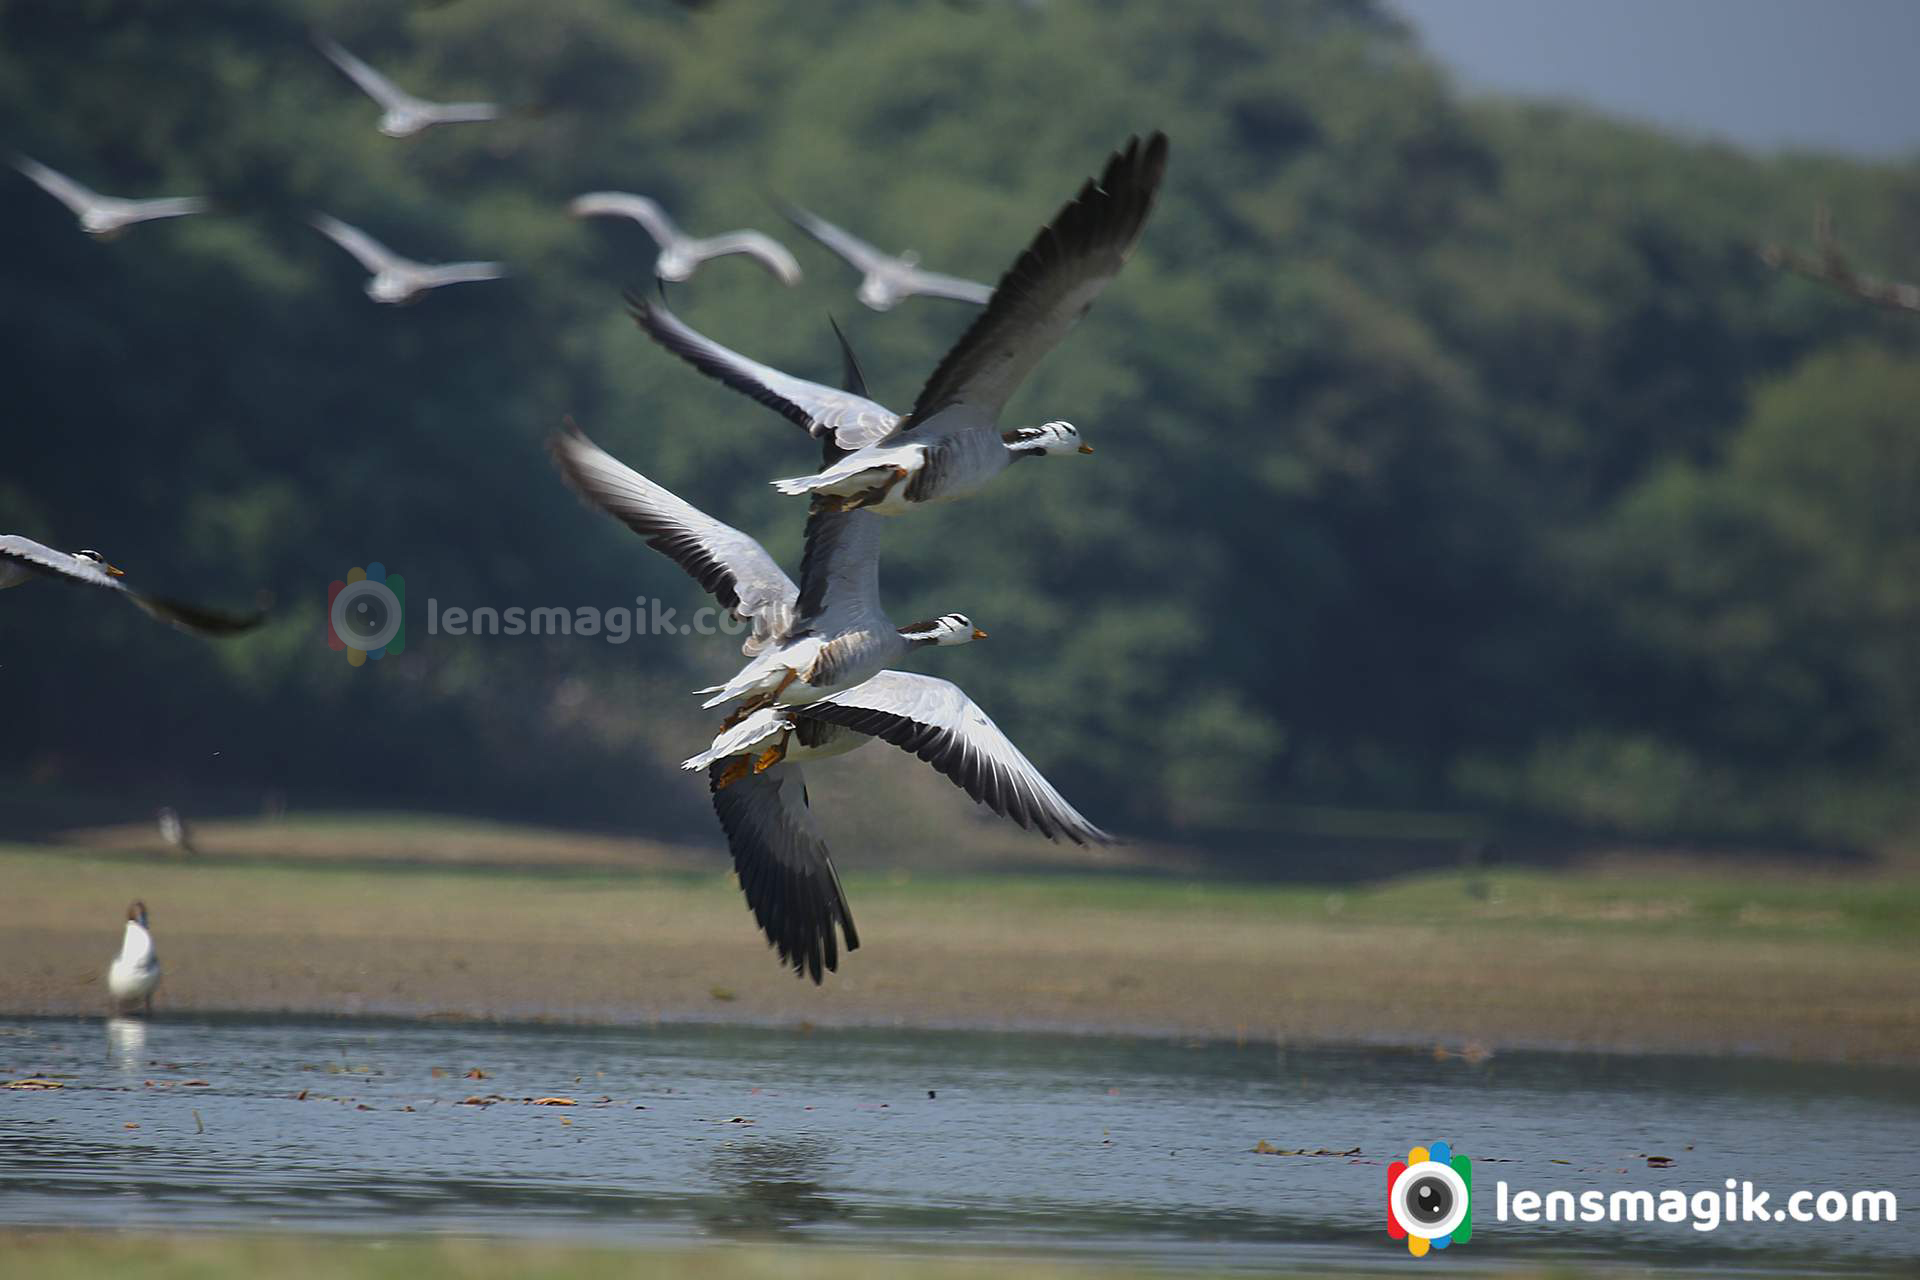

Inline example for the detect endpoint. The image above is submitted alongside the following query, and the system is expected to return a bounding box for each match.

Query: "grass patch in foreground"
[0,1230,1549,1280]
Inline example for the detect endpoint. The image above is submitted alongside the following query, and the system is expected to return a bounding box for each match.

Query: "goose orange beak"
[105,563,126,577]
[972,628,989,640]
[1077,443,1095,455]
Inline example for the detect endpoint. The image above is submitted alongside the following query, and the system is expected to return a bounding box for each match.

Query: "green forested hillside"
[4,0,1917,852]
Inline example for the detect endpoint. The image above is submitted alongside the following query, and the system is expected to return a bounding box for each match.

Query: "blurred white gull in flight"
[14,156,208,239]
[311,214,505,304]
[570,192,801,286]
[108,901,161,1016]
[783,203,993,310]
[316,35,499,138]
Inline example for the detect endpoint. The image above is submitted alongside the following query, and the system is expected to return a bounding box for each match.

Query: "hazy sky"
[1391,0,1920,156]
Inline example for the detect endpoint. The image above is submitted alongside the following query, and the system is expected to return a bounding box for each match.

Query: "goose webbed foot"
[713,756,754,791]
[752,732,790,775]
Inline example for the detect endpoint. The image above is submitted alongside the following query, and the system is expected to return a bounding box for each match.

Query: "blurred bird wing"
[800,671,1113,845]
[423,101,498,124]
[709,762,858,983]
[0,534,266,637]
[627,294,900,453]
[547,422,797,653]
[783,203,888,273]
[903,132,1168,428]
[15,156,104,216]
[569,192,680,248]
[422,260,506,287]
[697,230,803,285]
[125,197,210,223]
[901,265,994,305]
[316,35,416,111]
[311,214,408,274]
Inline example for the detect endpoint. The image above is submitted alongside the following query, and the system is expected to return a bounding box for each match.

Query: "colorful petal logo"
[326,562,405,667]
[1387,1140,1472,1256]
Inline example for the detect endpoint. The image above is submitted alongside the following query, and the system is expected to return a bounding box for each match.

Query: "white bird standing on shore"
[570,192,801,286]
[315,35,499,138]
[14,156,208,239]
[107,901,161,1016]
[311,214,505,304]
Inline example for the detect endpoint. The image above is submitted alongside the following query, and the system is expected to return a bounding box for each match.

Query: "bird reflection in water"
[105,1016,147,1072]
[701,1135,842,1234]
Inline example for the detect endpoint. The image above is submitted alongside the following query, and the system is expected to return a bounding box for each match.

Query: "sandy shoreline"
[5,838,1917,1064]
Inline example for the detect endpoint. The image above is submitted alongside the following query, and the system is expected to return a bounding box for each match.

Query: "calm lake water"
[0,1016,1913,1273]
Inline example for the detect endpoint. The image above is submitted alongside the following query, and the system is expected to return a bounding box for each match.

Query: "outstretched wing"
[421,260,506,288]
[697,230,803,286]
[793,507,881,628]
[903,131,1168,427]
[15,156,103,216]
[316,35,412,111]
[570,192,680,248]
[901,266,994,306]
[311,214,407,275]
[800,671,1112,845]
[1,535,265,637]
[782,203,888,273]
[547,423,796,654]
[628,294,899,456]
[708,761,859,983]
[123,197,210,224]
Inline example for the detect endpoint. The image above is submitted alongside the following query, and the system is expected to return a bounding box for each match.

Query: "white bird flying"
[548,420,1107,981]
[1,535,266,636]
[315,35,499,138]
[311,214,505,304]
[14,156,208,239]
[783,203,993,310]
[570,192,801,286]
[107,901,161,1016]
[766,133,1167,515]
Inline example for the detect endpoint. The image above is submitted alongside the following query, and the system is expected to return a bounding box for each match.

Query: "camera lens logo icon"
[326,563,406,668]
[1387,1141,1471,1256]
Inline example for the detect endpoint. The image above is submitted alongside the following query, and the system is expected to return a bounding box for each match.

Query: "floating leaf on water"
[4,1078,64,1090]
[1550,1158,1571,1165]
[1646,1155,1676,1168]
[465,1068,488,1080]
[295,1089,308,1101]
[124,1122,138,1129]
[193,1109,203,1134]
[181,1080,209,1087]
[531,1097,577,1106]
[459,1095,494,1106]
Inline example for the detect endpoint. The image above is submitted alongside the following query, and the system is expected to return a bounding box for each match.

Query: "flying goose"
[550,423,981,725]
[311,214,505,303]
[547,423,988,979]
[767,132,1168,515]
[14,156,208,238]
[316,35,499,138]
[1,535,266,636]
[571,192,802,286]
[108,901,161,1016]
[783,204,993,310]
[627,293,901,469]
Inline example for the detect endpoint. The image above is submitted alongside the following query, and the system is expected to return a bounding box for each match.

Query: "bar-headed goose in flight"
[767,132,1167,515]
[1,535,266,636]
[15,156,208,239]
[316,35,499,138]
[783,204,993,310]
[108,901,162,1016]
[571,192,801,286]
[311,214,505,304]
[547,423,986,980]
[550,422,981,722]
